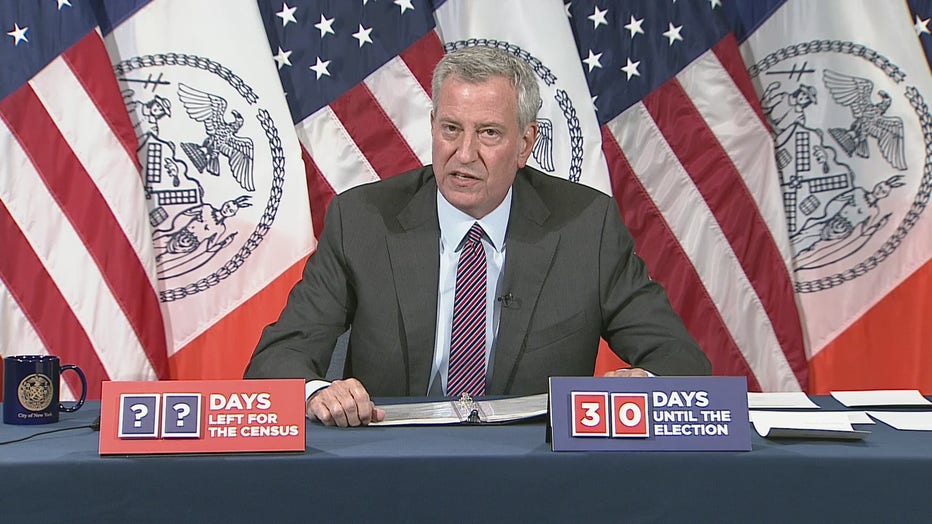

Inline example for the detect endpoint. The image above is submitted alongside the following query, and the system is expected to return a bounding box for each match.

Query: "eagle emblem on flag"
[115,53,287,301]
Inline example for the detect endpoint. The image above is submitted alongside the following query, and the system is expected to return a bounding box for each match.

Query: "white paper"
[375,401,464,426]
[830,390,932,407]
[749,411,856,437]
[867,411,932,430]
[372,394,548,426]
[846,411,875,425]
[477,395,549,423]
[758,427,870,440]
[747,392,820,409]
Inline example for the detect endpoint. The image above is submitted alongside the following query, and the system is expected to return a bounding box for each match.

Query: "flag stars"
[624,15,644,39]
[394,0,414,14]
[310,56,332,79]
[707,0,722,9]
[314,14,335,38]
[57,0,72,9]
[272,47,292,69]
[353,24,374,47]
[582,50,603,72]
[277,3,298,27]
[564,2,572,18]
[662,23,683,45]
[915,15,931,36]
[621,58,641,80]
[7,23,28,46]
[588,6,608,29]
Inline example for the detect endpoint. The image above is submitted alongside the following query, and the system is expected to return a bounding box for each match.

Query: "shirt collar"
[437,187,512,253]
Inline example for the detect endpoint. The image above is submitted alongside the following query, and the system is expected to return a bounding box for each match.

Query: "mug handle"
[60,365,87,412]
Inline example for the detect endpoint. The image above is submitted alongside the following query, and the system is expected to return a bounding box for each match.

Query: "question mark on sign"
[173,403,191,427]
[130,403,148,427]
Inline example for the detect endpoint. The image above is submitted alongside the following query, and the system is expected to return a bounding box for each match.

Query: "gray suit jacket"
[244,166,710,395]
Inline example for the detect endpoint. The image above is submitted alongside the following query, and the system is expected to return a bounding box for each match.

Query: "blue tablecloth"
[1,398,930,523]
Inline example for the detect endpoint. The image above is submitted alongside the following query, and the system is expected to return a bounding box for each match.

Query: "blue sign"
[118,394,161,438]
[162,394,202,438]
[549,376,751,451]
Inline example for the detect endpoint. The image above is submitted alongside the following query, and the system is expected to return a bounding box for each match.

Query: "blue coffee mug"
[3,355,87,425]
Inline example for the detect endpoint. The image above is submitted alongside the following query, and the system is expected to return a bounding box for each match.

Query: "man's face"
[431,75,537,219]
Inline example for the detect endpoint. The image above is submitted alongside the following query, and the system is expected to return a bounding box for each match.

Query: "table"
[1,398,930,523]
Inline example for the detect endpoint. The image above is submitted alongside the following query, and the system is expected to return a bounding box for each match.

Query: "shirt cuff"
[305,380,331,402]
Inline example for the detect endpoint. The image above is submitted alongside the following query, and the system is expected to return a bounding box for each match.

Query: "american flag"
[565,0,808,390]
[258,0,442,238]
[0,0,168,399]
[258,0,807,391]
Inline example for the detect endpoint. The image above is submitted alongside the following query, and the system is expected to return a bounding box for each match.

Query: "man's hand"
[602,368,650,378]
[306,378,386,427]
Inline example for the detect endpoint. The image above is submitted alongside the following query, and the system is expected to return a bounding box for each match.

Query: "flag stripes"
[0,27,166,396]
[677,45,808,384]
[0,199,104,399]
[363,57,433,165]
[605,97,799,390]
[601,127,762,390]
[398,31,444,96]
[329,82,422,178]
[645,76,806,386]
[62,31,141,170]
[301,147,334,238]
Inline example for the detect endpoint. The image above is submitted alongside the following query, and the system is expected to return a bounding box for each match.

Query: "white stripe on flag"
[296,106,381,194]
[364,56,433,166]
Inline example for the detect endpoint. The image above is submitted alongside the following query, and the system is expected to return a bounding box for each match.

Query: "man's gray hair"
[431,46,541,130]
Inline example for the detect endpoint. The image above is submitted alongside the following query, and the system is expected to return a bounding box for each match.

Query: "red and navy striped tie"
[447,223,487,397]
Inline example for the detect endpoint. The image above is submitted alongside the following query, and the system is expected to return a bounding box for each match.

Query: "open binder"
[371,393,548,426]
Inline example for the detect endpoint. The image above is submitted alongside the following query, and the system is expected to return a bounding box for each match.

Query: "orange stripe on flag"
[169,255,309,380]
[809,258,932,394]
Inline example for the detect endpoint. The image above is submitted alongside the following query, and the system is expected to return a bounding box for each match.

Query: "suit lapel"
[488,172,558,394]
[386,175,440,396]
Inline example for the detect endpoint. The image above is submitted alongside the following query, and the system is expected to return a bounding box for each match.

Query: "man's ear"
[517,122,538,168]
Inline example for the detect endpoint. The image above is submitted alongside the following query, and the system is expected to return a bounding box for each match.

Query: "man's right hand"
[306,378,385,427]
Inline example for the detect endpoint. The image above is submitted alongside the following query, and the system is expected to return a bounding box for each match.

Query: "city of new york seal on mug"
[17,373,54,412]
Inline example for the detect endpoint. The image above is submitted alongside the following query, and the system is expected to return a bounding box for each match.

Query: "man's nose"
[455,132,479,163]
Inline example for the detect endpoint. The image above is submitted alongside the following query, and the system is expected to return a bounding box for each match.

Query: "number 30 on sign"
[571,392,650,438]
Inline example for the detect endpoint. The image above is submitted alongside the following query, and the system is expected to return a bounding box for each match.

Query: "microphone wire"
[0,417,99,445]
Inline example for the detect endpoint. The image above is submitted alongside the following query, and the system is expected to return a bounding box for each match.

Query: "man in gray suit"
[245,46,710,427]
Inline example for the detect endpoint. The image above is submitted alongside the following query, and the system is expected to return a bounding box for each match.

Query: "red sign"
[571,391,610,437]
[611,393,650,438]
[99,379,306,455]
